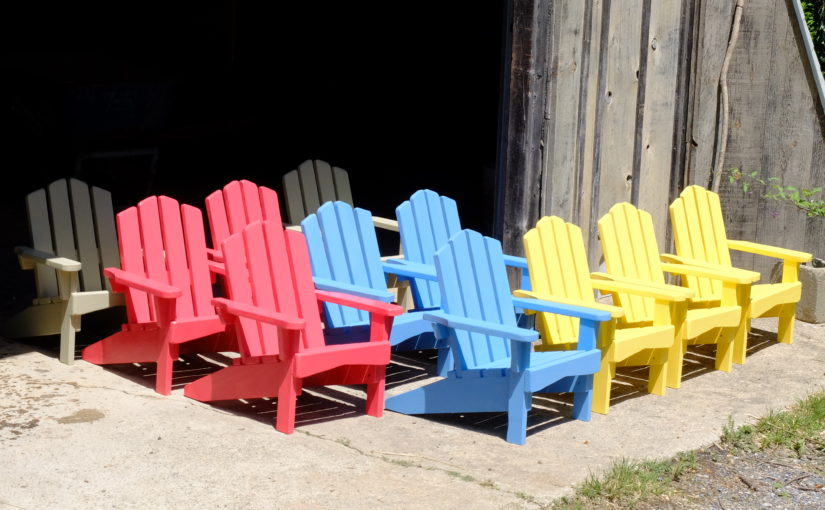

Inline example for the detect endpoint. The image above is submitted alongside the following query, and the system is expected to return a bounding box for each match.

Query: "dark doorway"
[1,1,508,315]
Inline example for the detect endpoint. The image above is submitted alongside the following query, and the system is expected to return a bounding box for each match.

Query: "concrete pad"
[1,317,824,509]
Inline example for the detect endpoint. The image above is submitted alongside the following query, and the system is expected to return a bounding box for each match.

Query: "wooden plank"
[590,0,644,267]
[314,160,338,205]
[91,186,120,275]
[298,159,321,217]
[754,0,816,277]
[26,188,58,298]
[804,112,825,259]
[542,0,587,220]
[332,165,354,205]
[281,169,305,225]
[48,179,77,263]
[70,179,103,292]
[636,0,683,252]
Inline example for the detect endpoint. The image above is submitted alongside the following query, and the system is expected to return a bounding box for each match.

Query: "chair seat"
[685,305,741,339]
[750,282,802,317]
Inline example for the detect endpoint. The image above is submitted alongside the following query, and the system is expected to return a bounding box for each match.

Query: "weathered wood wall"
[501,0,825,281]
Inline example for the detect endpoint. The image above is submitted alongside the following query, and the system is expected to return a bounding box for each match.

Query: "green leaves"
[722,167,825,219]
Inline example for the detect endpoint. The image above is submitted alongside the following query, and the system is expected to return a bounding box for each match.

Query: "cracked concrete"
[1,317,824,509]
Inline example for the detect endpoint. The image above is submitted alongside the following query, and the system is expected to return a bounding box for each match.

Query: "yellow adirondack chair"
[669,186,812,360]
[598,203,759,388]
[518,216,690,414]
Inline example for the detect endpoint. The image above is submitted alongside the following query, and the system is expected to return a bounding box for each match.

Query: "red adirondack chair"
[184,220,403,434]
[82,196,230,395]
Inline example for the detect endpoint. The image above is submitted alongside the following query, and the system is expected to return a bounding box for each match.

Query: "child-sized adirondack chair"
[519,216,691,414]
[670,185,812,358]
[3,178,125,364]
[81,196,229,395]
[394,189,531,311]
[598,203,759,388]
[385,229,610,445]
[184,221,403,434]
[300,201,449,372]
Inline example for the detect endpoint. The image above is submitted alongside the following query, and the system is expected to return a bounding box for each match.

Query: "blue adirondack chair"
[384,229,609,445]
[394,189,530,311]
[301,201,446,365]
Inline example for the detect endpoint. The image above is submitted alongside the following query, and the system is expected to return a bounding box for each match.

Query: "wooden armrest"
[383,259,438,280]
[594,273,695,298]
[15,246,81,272]
[372,216,399,232]
[315,290,404,316]
[313,277,394,302]
[660,261,757,284]
[514,289,623,318]
[103,268,181,298]
[726,240,812,263]
[590,272,689,302]
[502,254,528,269]
[661,254,760,282]
[211,297,305,329]
[423,311,538,343]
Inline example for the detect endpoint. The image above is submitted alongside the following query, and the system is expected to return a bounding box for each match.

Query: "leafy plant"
[726,168,825,219]
[802,1,825,76]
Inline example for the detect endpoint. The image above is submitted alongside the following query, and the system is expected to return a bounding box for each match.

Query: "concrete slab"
[1,317,823,509]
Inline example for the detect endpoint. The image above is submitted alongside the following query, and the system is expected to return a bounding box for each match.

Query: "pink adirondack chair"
[184,220,403,434]
[82,196,230,395]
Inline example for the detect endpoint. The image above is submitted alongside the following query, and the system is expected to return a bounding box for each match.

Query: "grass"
[553,389,825,509]
[722,390,825,457]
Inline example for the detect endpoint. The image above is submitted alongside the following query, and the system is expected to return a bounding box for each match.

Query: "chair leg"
[777,308,796,344]
[571,375,593,422]
[592,357,613,415]
[154,342,179,396]
[365,366,385,418]
[59,313,80,365]
[436,346,453,377]
[275,369,299,435]
[714,327,735,372]
[506,388,529,445]
[666,335,686,389]
[647,349,668,396]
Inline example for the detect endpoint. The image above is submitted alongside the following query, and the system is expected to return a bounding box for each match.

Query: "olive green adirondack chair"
[669,186,812,360]
[3,178,125,364]
[598,202,758,388]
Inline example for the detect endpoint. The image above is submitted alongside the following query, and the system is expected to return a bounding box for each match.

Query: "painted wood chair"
[81,196,229,395]
[518,216,690,414]
[669,185,812,359]
[184,220,402,434]
[385,229,609,445]
[282,159,400,237]
[3,178,125,364]
[394,189,531,312]
[598,202,759,388]
[300,201,449,372]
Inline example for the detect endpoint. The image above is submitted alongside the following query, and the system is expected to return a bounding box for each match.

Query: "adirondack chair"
[300,201,449,372]
[282,159,400,234]
[81,195,229,395]
[598,203,760,388]
[3,178,125,364]
[183,220,402,434]
[394,189,531,312]
[519,216,691,414]
[669,185,812,359]
[385,229,609,445]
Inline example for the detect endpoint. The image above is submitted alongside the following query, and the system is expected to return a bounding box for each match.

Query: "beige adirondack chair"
[3,178,125,364]
[282,159,410,307]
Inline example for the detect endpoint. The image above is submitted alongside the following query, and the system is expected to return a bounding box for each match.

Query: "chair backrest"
[204,179,283,251]
[301,201,386,328]
[116,196,213,324]
[669,185,731,299]
[282,159,354,225]
[396,189,462,309]
[433,229,515,370]
[598,202,666,324]
[26,178,120,297]
[221,221,325,358]
[523,216,595,346]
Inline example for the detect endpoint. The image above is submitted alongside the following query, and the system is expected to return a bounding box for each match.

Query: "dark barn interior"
[1,1,508,318]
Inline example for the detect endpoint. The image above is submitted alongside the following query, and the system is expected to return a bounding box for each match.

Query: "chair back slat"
[282,159,355,224]
[69,179,103,291]
[159,197,194,319]
[26,188,58,298]
[433,230,513,370]
[91,186,120,291]
[117,207,151,323]
[205,180,283,250]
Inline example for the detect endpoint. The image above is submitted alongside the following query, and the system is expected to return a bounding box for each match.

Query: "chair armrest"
[660,260,757,284]
[514,289,623,318]
[383,259,438,280]
[211,297,305,329]
[726,239,812,263]
[423,310,538,343]
[103,267,181,299]
[502,254,528,269]
[593,273,695,298]
[15,246,81,272]
[511,294,612,322]
[590,273,690,302]
[661,254,760,282]
[372,216,399,232]
[312,277,394,302]
[285,224,303,232]
[315,290,404,316]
